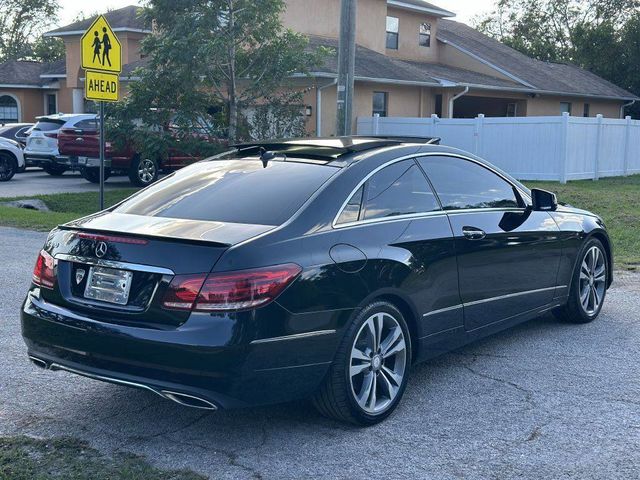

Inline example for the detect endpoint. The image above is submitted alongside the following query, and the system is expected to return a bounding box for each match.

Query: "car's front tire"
[0,152,17,181]
[313,301,412,426]
[555,238,609,324]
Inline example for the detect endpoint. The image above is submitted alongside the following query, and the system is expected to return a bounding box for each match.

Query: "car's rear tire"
[313,301,412,426]
[554,238,608,324]
[80,167,111,184]
[128,156,159,187]
[43,164,67,176]
[0,152,17,181]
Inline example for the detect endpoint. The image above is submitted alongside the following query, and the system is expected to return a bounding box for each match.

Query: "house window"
[506,103,517,117]
[583,103,590,117]
[560,102,572,115]
[386,16,399,50]
[45,94,57,115]
[373,92,388,117]
[0,95,19,124]
[419,23,431,47]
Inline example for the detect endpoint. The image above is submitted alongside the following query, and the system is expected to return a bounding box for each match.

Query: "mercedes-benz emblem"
[95,241,108,258]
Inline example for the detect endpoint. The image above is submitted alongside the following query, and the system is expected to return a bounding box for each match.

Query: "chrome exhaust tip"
[28,356,49,370]
[161,390,218,410]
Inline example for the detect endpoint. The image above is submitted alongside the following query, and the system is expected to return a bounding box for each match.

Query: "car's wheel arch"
[354,288,420,363]
[0,149,17,164]
[587,230,613,288]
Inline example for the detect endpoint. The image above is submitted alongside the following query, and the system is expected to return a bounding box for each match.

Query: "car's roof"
[35,113,96,122]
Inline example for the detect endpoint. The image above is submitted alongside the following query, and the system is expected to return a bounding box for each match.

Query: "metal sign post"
[80,14,122,210]
[99,101,105,209]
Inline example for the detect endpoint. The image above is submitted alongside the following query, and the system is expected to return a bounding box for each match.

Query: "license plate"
[84,266,133,305]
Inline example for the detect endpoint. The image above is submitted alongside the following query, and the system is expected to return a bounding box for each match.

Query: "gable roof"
[44,5,150,37]
[40,57,67,78]
[438,20,638,101]
[387,0,455,17]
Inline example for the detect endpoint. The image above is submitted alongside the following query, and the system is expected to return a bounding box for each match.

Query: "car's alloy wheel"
[313,301,411,425]
[0,153,16,181]
[138,159,157,184]
[578,245,607,316]
[349,312,407,415]
[554,238,608,324]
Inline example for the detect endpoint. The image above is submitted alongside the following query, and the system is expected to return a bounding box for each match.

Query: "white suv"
[24,114,97,176]
[0,136,25,181]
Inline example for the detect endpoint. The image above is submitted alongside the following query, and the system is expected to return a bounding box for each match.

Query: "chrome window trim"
[332,152,532,230]
[55,253,175,276]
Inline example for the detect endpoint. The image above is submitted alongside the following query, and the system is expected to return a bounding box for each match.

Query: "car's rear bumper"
[21,292,341,410]
[24,154,69,168]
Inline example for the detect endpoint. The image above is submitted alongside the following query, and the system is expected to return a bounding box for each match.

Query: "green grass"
[526,175,640,269]
[0,189,137,231]
[0,436,205,480]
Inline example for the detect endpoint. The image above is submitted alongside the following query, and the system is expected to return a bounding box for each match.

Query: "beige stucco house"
[0,1,636,137]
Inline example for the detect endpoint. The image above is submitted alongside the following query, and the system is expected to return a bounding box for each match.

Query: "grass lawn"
[0,436,204,480]
[0,176,637,268]
[0,189,138,232]
[526,175,640,269]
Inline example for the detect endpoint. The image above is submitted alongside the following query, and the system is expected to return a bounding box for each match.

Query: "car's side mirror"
[531,188,558,212]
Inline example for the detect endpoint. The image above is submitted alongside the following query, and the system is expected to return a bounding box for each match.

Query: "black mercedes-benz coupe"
[22,137,612,425]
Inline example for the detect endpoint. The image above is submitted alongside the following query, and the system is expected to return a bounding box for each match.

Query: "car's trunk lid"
[41,213,275,327]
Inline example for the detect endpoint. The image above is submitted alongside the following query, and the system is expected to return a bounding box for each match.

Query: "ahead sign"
[85,70,119,102]
[81,15,122,74]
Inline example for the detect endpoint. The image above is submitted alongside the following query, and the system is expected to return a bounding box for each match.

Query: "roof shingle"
[437,20,638,100]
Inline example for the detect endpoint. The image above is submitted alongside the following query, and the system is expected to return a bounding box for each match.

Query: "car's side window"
[337,159,441,224]
[417,156,520,211]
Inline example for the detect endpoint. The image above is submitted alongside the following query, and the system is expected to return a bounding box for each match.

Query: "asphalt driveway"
[1,169,135,198]
[1,226,638,479]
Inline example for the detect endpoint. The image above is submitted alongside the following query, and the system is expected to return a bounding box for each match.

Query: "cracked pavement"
[1,226,639,479]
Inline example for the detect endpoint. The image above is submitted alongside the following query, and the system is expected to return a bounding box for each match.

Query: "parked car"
[22,137,612,425]
[0,136,26,181]
[58,120,206,186]
[0,123,33,148]
[24,114,96,176]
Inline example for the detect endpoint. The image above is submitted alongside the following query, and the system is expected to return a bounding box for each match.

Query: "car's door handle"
[75,138,84,142]
[462,227,486,240]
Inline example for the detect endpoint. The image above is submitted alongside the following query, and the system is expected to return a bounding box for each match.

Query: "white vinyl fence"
[357,112,640,182]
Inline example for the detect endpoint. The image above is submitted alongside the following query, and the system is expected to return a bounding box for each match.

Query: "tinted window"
[336,185,363,224]
[361,160,440,221]
[74,119,98,130]
[114,160,337,226]
[33,119,65,132]
[418,156,520,210]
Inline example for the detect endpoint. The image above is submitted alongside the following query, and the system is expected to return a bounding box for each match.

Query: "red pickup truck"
[57,118,210,186]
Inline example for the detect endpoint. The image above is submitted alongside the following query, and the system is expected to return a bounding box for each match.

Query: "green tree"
[476,0,639,62]
[0,0,60,62]
[110,0,326,156]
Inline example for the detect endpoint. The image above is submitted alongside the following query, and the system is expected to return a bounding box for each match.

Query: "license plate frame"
[83,266,133,305]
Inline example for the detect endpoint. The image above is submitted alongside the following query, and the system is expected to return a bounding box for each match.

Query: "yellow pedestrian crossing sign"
[81,15,122,74]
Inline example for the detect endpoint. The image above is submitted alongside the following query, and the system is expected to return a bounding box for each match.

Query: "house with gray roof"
[0,1,636,135]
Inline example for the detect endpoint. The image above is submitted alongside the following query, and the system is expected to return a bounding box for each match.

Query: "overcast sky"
[57,0,496,27]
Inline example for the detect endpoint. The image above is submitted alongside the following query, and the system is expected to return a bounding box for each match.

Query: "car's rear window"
[114,159,338,226]
[33,119,65,131]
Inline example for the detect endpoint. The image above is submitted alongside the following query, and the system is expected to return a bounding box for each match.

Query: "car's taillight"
[162,264,302,312]
[32,250,56,289]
